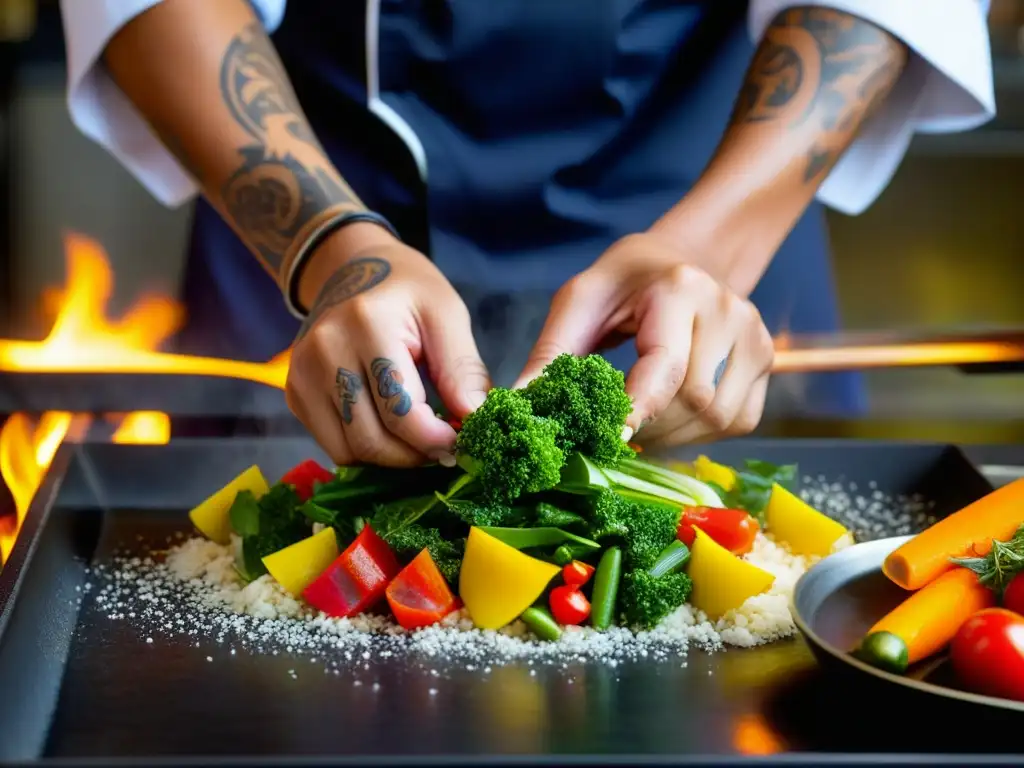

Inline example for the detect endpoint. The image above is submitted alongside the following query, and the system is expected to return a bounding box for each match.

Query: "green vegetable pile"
[227,353,732,630]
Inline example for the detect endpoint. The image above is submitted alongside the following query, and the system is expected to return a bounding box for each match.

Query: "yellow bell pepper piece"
[459,527,560,630]
[262,527,340,596]
[765,483,849,556]
[694,455,737,492]
[188,465,269,544]
[688,528,775,619]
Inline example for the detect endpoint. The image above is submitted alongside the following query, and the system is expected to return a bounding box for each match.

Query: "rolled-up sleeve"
[749,0,996,215]
[60,0,288,208]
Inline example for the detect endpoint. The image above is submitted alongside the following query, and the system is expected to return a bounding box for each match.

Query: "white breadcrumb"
[86,480,933,673]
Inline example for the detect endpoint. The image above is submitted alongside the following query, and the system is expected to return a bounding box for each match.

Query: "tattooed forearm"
[730,8,908,183]
[218,23,364,277]
[295,257,391,339]
[335,368,363,424]
[371,358,413,417]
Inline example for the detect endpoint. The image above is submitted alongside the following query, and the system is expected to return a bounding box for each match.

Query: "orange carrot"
[868,567,996,665]
[883,477,1024,591]
[628,442,643,453]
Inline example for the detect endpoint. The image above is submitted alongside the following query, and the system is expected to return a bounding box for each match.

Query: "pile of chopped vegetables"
[854,476,1024,702]
[185,354,854,639]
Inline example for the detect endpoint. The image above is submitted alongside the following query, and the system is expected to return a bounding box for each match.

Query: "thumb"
[512,278,609,389]
[421,304,491,420]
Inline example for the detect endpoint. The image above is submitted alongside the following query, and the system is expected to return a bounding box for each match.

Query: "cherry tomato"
[951,608,1024,701]
[1003,572,1024,616]
[677,507,760,555]
[447,419,462,431]
[562,561,595,587]
[280,459,334,502]
[549,586,591,625]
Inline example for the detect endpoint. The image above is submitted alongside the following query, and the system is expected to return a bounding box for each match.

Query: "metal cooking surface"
[0,438,1019,763]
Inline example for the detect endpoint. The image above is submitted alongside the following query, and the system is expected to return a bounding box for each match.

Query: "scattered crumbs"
[84,482,932,672]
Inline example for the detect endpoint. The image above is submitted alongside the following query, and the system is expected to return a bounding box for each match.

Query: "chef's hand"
[286,224,490,467]
[515,232,774,446]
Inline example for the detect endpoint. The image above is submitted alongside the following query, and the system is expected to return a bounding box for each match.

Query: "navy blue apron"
[178,0,866,417]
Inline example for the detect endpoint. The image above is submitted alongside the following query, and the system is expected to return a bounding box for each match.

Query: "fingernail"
[431,451,457,468]
[468,391,487,410]
[621,425,634,443]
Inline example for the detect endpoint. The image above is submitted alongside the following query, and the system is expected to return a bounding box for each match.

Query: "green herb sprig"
[951,523,1024,595]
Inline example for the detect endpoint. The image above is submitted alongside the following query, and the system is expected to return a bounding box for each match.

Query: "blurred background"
[0,0,1021,441]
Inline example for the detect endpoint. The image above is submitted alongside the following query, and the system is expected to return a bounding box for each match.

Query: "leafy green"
[456,388,565,503]
[952,523,1024,595]
[228,490,261,537]
[708,459,797,521]
[619,570,692,628]
[437,497,529,528]
[535,502,587,530]
[477,526,600,552]
[229,483,308,580]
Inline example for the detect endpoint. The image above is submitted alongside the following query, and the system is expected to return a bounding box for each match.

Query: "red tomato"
[447,419,462,431]
[677,507,760,555]
[951,608,1024,701]
[562,561,595,587]
[1003,572,1024,616]
[281,459,334,501]
[549,586,591,625]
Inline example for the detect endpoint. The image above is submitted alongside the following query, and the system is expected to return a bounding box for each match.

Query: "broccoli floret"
[383,523,465,584]
[525,354,634,466]
[587,490,680,570]
[456,388,564,504]
[620,570,692,628]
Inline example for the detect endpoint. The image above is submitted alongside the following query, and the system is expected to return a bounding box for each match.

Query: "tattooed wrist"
[295,257,391,340]
[729,8,908,183]
[218,22,364,278]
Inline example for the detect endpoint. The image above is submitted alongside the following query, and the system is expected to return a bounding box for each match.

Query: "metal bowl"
[792,535,1024,714]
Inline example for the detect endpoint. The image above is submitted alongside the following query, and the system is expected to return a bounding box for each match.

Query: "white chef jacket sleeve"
[748,1,996,215]
[60,0,288,208]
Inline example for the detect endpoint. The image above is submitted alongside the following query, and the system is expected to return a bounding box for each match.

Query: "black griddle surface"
[1,438,1021,765]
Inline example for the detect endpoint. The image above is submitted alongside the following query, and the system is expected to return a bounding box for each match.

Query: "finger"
[512,275,613,389]
[421,303,491,419]
[331,362,421,467]
[360,339,458,462]
[622,289,696,434]
[286,379,354,466]
[651,373,770,447]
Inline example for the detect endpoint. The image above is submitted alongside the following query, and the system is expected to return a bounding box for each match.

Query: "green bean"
[521,606,562,642]
[590,546,623,630]
[648,540,690,578]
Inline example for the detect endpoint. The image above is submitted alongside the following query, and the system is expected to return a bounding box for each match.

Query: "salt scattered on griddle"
[83,478,931,674]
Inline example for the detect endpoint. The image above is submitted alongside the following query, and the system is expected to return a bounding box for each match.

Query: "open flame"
[0,233,288,562]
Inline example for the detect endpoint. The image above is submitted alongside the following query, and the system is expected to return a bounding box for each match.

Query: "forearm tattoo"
[335,368,363,424]
[219,23,363,277]
[730,8,907,182]
[371,357,413,417]
[295,257,391,339]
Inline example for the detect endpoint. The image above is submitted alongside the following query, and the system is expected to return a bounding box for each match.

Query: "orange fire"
[0,233,289,562]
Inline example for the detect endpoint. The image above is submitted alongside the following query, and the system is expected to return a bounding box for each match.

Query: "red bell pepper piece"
[677,507,760,555]
[562,560,595,587]
[385,548,459,630]
[303,525,401,618]
[281,459,334,501]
